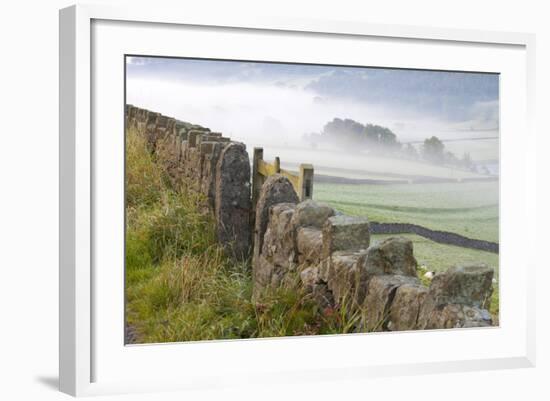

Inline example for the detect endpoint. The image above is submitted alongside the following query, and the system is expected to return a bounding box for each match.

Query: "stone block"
[321,215,370,259]
[359,237,418,279]
[417,264,494,330]
[388,283,428,331]
[425,264,493,309]
[296,227,323,265]
[365,275,420,332]
[327,250,367,307]
[300,265,334,308]
[291,200,335,229]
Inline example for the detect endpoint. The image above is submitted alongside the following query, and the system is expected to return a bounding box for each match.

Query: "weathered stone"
[200,142,223,208]
[300,265,319,289]
[300,266,334,308]
[327,250,367,307]
[291,200,335,229]
[261,203,297,269]
[254,254,277,291]
[157,115,169,128]
[296,227,323,265]
[184,147,202,192]
[365,275,420,332]
[321,215,370,259]
[417,264,494,330]
[188,130,201,148]
[215,142,251,261]
[388,283,428,331]
[178,128,188,140]
[253,174,299,264]
[424,264,493,309]
[318,258,330,283]
[420,304,492,329]
[359,237,418,278]
[200,141,216,154]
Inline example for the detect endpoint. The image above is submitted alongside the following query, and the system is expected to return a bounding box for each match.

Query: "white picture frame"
[59,4,536,397]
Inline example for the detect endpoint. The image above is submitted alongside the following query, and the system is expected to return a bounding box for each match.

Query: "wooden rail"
[252,147,314,207]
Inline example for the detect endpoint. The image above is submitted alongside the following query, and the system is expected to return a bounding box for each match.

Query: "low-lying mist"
[127,77,484,143]
[126,75,498,178]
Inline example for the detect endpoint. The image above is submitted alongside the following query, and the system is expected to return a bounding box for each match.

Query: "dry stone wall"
[126,105,251,260]
[126,105,495,332]
[252,174,495,332]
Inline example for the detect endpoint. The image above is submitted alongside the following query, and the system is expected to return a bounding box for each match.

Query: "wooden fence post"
[252,147,264,210]
[299,163,314,200]
[274,156,281,173]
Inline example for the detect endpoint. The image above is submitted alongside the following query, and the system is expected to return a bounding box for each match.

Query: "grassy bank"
[125,128,359,343]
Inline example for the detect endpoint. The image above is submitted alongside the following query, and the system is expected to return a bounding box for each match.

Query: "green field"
[314,181,499,242]
[314,181,499,321]
[315,181,500,321]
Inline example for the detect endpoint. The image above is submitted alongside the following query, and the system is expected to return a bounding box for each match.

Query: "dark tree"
[322,118,366,146]
[422,136,445,164]
[322,118,400,152]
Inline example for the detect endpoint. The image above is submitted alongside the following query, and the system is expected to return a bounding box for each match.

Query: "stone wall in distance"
[126,104,251,260]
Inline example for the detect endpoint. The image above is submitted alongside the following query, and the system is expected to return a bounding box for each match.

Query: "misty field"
[262,146,492,183]
[314,181,499,243]
[314,180,499,291]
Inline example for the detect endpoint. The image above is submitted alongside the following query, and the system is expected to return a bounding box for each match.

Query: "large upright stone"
[321,215,370,259]
[215,142,251,261]
[254,203,299,295]
[253,175,299,264]
[261,203,297,270]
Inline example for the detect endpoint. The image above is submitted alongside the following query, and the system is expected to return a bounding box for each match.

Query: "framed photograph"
[59,4,536,397]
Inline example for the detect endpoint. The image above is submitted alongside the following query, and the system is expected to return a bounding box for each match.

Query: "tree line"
[305,117,475,170]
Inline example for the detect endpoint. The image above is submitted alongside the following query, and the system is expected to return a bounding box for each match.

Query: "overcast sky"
[126,56,499,145]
